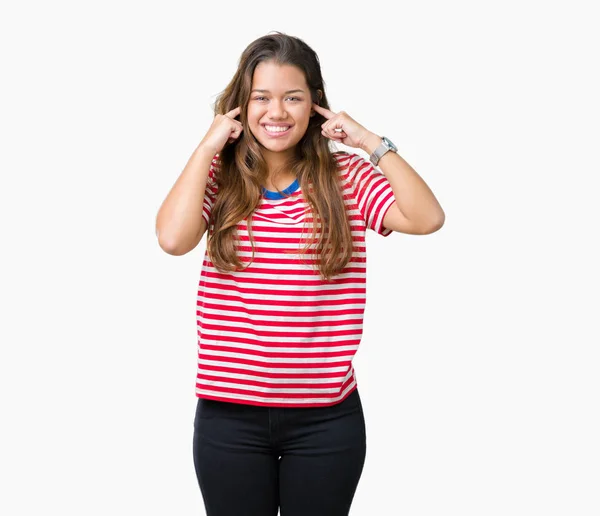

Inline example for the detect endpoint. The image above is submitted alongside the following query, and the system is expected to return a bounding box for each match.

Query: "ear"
[311,89,323,117]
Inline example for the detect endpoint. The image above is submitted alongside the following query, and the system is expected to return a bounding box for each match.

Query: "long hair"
[207,31,356,282]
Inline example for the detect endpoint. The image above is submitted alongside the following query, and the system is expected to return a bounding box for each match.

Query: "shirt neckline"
[261,178,300,200]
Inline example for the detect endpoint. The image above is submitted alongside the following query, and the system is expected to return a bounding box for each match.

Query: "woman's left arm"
[313,103,445,235]
[360,132,446,235]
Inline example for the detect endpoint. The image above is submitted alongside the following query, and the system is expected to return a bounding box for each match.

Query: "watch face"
[383,136,398,152]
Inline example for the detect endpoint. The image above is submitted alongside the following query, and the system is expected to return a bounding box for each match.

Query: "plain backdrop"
[1,1,599,515]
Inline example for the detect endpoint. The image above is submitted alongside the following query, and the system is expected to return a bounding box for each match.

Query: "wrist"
[360,132,383,155]
[196,141,220,159]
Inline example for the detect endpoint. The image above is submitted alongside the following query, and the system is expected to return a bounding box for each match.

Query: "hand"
[198,106,243,154]
[312,103,372,150]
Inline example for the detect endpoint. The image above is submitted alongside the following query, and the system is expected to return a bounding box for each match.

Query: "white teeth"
[264,125,290,132]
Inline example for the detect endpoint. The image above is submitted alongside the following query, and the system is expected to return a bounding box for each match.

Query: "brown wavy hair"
[207,31,356,282]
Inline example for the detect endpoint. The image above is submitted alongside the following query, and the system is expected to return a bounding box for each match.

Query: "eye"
[253,96,302,102]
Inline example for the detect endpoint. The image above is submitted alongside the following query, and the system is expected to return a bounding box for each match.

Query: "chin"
[260,141,294,151]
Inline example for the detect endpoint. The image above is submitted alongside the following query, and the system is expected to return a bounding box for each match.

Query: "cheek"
[300,108,312,123]
[299,110,312,127]
[246,109,258,124]
[247,104,262,118]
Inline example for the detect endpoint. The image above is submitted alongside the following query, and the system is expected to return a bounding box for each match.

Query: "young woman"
[156,31,444,516]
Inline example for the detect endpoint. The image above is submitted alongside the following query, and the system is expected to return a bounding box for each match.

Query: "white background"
[1,1,599,515]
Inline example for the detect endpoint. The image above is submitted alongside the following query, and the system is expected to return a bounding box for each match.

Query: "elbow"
[429,214,445,233]
[433,210,445,229]
[156,230,187,256]
[156,227,201,256]
[421,213,445,235]
[158,237,180,256]
[158,237,192,256]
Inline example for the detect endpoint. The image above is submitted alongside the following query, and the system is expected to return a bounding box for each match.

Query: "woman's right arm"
[155,106,243,256]
[155,144,215,256]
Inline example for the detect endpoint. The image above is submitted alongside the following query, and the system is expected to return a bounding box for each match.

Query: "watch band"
[369,136,397,166]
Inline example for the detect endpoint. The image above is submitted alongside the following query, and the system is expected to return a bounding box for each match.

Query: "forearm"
[155,144,214,254]
[360,132,445,226]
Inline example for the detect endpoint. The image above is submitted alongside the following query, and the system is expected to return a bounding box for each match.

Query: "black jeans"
[192,388,367,516]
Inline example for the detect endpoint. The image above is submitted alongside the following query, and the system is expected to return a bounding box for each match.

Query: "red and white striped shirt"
[195,151,396,407]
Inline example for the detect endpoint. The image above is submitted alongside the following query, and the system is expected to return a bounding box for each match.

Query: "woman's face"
[247,61,313,155]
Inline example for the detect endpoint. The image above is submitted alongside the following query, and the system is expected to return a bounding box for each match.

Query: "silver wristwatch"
[369,136,398,166]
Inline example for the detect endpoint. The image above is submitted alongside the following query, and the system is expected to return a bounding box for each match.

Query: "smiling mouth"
[262,125,292,136]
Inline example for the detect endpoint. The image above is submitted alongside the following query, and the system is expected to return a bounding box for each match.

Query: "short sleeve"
[346,152,396,236]
[201,154,220,227]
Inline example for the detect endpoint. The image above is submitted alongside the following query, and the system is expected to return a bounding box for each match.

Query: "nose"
[267,99,288,120]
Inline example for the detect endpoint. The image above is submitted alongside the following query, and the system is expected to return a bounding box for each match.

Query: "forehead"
[251,61,307,92]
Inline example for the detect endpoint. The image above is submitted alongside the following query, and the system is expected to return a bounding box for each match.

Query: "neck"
[262,147,295,176]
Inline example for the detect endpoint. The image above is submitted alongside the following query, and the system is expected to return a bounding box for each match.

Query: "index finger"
[312,103,335,119]
[226,106,241,119]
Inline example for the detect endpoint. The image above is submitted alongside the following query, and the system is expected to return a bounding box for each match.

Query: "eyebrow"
[251,89,305,94]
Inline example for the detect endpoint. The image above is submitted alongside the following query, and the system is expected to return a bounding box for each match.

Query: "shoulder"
[332,150,364,176]
[208,152,221,185]
[332,150,374,182]
[332,150,353,165]
[211,152,221,170]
